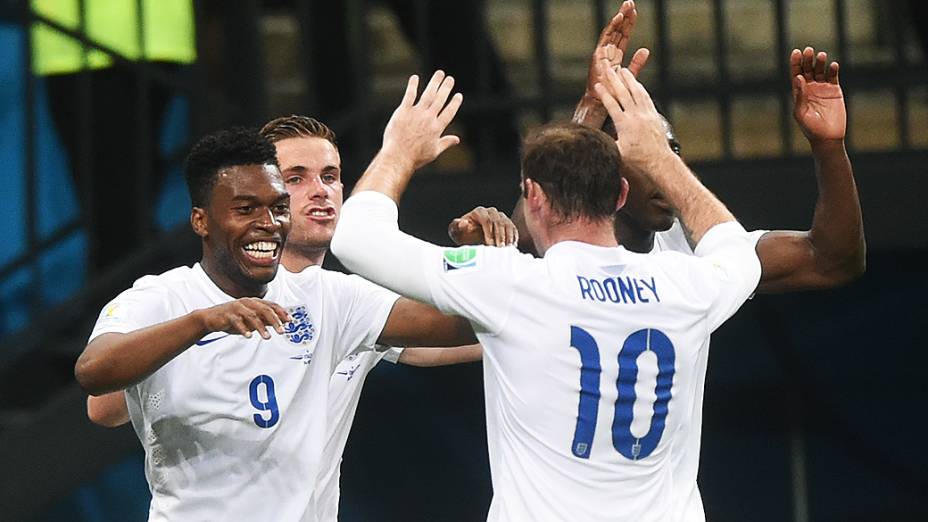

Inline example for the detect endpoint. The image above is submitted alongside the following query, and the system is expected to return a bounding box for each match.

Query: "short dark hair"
[521,122,623,222]
[184,127,279,207]
[259,115,337,146]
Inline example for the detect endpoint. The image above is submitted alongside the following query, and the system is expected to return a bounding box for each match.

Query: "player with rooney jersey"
[331,69,761,521]
[74,127,477,521]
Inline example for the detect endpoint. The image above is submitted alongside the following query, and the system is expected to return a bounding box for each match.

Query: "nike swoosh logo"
[195,334,231,346]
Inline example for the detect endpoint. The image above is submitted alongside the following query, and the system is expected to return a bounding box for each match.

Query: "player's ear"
[523,178,545,211]
[191,207,208,238]
[614,177,629,212]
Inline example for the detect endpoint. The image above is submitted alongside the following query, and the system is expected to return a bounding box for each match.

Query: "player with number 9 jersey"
[89,263,398,521]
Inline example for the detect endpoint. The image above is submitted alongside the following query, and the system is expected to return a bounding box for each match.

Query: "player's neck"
[613,217,656,253]
[539,219,618,255]
[281,246,326,273]
[200,257,269,298]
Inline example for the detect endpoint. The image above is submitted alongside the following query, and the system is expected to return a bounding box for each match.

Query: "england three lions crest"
[284,305,315,345]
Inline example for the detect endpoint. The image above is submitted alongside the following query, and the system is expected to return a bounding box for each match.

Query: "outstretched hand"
[576,1,650,128]
[593,62,669,169]
[791,47,846,144]
[448,206,519,247]
[382,70,464,170]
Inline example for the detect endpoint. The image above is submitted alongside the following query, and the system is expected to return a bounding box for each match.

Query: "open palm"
[791,47,846,142]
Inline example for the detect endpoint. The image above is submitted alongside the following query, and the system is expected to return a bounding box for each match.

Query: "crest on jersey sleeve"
[442,246,479,272]
[283,305,316,345]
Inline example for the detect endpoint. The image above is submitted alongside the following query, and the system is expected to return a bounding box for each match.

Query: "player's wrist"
[808,137,846,156]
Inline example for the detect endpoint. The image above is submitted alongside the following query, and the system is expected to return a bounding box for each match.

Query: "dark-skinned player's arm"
[75,298,290,396]
[753,47,865,293]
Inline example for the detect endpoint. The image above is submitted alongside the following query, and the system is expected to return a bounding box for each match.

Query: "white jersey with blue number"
[316,345,403,521]
[653,220,765,522]
[424,223,761,522]
[89,263,398,522]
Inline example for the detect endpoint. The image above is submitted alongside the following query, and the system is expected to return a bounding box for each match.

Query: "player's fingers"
[476,207,495,246]
[486,208,504,246]
[401,75,419,107]
[617,68,641,107]
[419,70,446,107]
[603,62,633,109]
[789,48,802,79]
[791,74,804,106]
[801,47,815,80]
[254,305,286,335]
[265,301,291,326]
[437,135,461,156]
[827,61,840,85]
[430,74,456,112]
[814,51,827,81]
[506,216,518,246]
[240,309,271,339]
[617,3,638,52]
[228,315,253,338]
[594,82,625,122]
[438,92,464,128]
[628,48,650,77]
[601,12,623,45]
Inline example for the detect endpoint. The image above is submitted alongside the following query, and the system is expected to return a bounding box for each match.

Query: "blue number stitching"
[569,326,676,461]
[570,326,602,459]
[249,374,280,428]
[613,329,675,460]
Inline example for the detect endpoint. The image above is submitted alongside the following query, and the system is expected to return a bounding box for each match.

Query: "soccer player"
[330,68,763,520]
[75,127,481,520]
[257,114,490,519]
[560,3,865,520]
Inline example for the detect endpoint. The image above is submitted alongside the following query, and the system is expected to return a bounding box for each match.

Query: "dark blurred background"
[0,0,926,520]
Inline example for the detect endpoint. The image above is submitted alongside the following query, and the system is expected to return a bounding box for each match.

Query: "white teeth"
[243,241,278,256]
[310,210,329,217]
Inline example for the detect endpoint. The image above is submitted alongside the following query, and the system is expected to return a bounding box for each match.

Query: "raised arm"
[75,298,290,395]
[755,47,865,293]
[573,0,650,131]
[595,65,735,244]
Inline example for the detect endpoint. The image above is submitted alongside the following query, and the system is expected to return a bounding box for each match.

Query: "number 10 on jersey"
[570,326,675,461]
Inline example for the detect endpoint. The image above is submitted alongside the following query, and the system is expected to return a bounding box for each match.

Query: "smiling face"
[194,163,291,296]
[274,136,343,257]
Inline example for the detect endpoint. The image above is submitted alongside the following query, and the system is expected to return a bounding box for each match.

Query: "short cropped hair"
[259,115,337,146]
[521,122,623,222]
[183,127,279,207]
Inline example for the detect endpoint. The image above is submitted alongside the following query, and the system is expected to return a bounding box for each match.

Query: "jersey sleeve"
[380,346,404,364]
[329,273,401,361]
[332,190,526,335]
[690,221,763,331]
[422,245,526,335]
[88,281,177,343]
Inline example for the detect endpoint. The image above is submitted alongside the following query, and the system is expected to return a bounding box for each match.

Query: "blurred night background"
[0,0,926,520]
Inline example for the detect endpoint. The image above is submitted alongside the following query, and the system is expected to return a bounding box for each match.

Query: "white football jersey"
[653,220,765,522]
[89,263,398,522]
[423,223,761,522]
[316,346,403,522]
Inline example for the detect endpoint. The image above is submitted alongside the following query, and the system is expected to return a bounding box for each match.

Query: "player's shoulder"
[122,265,199,299]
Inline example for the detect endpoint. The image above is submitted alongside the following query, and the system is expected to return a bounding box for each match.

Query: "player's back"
[464,238,758,521]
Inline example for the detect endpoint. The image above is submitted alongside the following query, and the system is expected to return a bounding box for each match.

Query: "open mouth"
[242,241,280,263]
[306,207,337,222]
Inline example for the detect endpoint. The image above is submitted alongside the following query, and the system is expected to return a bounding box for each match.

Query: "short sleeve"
[88,283,177,343]
[380,346,404,364]
[423,245,529,335]
[691,222,763,331]
[329,274,401,361]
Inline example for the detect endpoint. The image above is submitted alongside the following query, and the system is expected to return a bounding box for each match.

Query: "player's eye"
[322,174,339,184]
[235,206,254,215]
[273,203,290,215]
[285,176,303,185]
